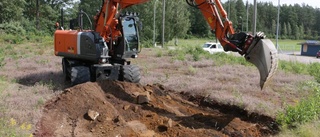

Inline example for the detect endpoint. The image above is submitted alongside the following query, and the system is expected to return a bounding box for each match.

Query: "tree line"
[0,0,320,43]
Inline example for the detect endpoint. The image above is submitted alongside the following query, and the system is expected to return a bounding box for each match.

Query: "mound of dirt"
[34,80,278,137]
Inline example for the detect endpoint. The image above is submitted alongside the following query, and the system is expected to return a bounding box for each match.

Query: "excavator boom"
[90,0,278,88]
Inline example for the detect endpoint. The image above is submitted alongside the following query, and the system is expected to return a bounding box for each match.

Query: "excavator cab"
[114,13,141,59]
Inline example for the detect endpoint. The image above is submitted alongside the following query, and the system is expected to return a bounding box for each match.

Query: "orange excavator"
[54,0,277,88]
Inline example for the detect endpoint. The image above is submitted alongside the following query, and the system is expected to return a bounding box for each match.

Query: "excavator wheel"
[120,65,141,83]
[70,66,91,86]
[62,58,70,81]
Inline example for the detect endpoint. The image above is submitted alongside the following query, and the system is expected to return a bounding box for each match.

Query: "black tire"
[120,65,141,83]
[70,66,90,85]
[62,58,70,81]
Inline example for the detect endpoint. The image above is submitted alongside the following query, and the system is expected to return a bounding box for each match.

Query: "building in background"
[300,41,320,56]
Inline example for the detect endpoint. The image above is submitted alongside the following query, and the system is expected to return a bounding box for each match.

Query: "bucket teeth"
[245,38,278,89]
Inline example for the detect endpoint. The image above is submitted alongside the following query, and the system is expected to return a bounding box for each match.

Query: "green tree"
[300,23,305,39]
[0,0,26,23]
[78,0,102,29]
[271,20,276,38]
[164,0,190,40]
[188,5,210,37]
[314,10,320,38]
[235,0,245,31]
[125,1,160,44]
[294,24,300,39]
[126,0,190,44]
[225,0,238,26]
[282,22,287,38]
[287,22,292,38]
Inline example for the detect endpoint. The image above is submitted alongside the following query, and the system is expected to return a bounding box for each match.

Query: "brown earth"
[34,80,279,137]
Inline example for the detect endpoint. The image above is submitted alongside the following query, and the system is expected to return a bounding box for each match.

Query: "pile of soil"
[34,80,279,137]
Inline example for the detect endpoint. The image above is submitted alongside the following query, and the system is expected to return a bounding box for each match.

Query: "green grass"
[167,38,217,47]
[278,60,320,82]
[0,36,318,136]
[277,82,320,127]
[165,38,320,137]
[278,121,320,137]
[167,38,303,52]
[165,40,252,66]
[270,39,303,52]
[0,33,53,137]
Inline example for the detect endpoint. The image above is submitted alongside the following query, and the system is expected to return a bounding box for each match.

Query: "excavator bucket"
[245,38,278,89]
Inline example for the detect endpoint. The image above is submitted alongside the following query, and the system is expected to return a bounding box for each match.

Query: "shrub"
[276,82,320,127]
[0,49,6,68]
[0,22,26,36]
[141,39,154,48]
[0,33,25,44]
[156,49,163,57]
[174,51,186,61]
[308,63,320,83]
[210,52,250,66]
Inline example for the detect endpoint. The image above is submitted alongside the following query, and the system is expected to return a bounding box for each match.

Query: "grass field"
[166,38,304,52]
[0,35,319,136]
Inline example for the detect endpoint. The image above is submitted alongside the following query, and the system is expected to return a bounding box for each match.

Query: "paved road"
[278,52,320,64]
[230,51,320,64]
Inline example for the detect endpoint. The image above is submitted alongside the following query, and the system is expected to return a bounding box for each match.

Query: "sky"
[221,0,320,8]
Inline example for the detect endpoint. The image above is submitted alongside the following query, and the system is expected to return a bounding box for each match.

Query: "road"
[230,51,320,64]
[278,52,320,64]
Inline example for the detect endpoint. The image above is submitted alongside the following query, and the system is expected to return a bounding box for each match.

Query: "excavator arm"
[94,0,278,89]
[190,0,277,88]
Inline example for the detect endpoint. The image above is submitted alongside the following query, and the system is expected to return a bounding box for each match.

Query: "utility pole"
[228,0,231,18]
[36,0,39,30]
[239,16,243,31]
[153,0,158,47]
[276,0,280,50]
[253,0,257,35]
[162,0,165,47]
[246,0,249,32]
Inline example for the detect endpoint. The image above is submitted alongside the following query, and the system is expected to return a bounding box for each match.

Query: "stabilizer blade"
[245,39,278,89]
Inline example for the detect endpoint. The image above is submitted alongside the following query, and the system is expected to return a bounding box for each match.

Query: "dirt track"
[34,80,278,137]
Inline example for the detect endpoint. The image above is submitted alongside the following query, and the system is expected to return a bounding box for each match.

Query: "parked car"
[202,42,227,54]
[316,50,320,58]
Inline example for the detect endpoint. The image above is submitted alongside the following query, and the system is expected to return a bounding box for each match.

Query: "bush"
[155,49,163,57]
[211,52,250,66]
[0,49,5,68]
[276,82,320,127]
[141,39,154,48]
[0,22,26,36]
[0,33,24,44]
[279,60,308,74]
[308,63,320,83]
